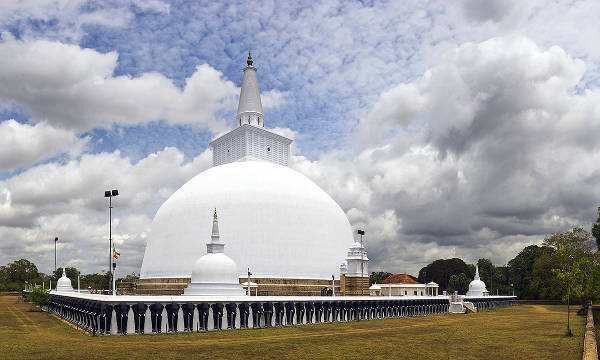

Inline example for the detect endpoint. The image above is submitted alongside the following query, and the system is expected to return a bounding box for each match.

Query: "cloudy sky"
[1,0,599,277]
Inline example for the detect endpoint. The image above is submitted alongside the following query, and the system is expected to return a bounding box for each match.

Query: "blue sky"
[1,0,600,276]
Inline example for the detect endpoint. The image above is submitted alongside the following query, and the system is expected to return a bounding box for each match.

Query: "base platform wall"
[341,275,370,296]
[132,277,341,296]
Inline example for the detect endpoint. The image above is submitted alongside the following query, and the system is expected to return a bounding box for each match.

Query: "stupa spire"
[474,265,480,281]
[207,208,224,254]
[236,52,264,127]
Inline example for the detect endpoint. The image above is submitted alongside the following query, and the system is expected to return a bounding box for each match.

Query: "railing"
[34,292,517,336]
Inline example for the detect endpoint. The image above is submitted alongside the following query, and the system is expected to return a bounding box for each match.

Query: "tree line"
[0,260,137,292]
[372,207,600,303]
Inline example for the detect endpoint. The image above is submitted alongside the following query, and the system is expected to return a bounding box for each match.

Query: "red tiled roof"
[381,273,421,284]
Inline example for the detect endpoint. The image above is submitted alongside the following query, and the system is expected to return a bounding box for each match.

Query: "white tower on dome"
[210,53,292,167]
[466,265,488,297]
[56,267,74,292]
[184,209,246,296]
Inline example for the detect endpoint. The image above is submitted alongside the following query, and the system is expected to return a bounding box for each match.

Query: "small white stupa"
[184,209,245,296]
[466,265,488,297]
[56,267,74,292]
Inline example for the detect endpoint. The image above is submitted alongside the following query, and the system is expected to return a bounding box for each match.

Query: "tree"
[507,245,554,299]
[81,272,111,290]
[592,206,600,249]
[0,259,40,290]
[477,259,494,293]
[418,258,472,290]
[544,227,596,336]
[0,259,39,283]
[26,287,51,311]
[493,266,512,296]
[370,272,392,285]
[529,253,561,300]
[447,273,470,294]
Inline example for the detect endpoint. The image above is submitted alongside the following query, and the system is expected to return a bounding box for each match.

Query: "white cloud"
[261,89,288,109]
[290,36,600,274]
[0,1,133,41]
[0,34,238,132]
[132,0,170,14]
[0,119,87,172]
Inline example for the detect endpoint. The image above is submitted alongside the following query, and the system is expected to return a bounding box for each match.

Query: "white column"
[177,306,184,331]
[162,307,169,333]
[192,307,199,332]
[207,307,214,330]
[144,307,152,333]
[110,309,118,335]
[127,307,135,334]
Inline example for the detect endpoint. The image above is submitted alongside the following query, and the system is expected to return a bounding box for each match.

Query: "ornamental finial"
[214,208,217,218]
[247,52,253,66]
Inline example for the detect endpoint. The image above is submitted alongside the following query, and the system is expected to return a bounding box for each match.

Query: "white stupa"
[184,209,245,296]
[56,267,74,292]
[140,54,352,282]
[466,265,488,297]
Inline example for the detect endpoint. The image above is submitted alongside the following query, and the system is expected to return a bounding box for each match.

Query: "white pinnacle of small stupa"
[474,265,480,281]
[236,52,264,127]
[206,208,225,254]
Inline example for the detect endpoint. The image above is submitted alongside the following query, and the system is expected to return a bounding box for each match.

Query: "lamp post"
[332,275,335,296]
[357,229,365,296]
[247,268,252,296]
[104,189,119,293]
[54,237,58,273]
[112,262,117,296]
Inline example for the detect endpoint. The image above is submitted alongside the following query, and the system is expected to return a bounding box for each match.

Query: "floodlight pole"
[358,229,365,296]
[105,189,119,293]
[109,195,112,291]
[54,237,58,274]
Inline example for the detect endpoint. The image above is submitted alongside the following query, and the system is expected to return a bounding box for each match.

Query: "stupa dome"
[191,252,239,284]
[56,268,74,292]
[141,161,352,280]
[466,265,488,297]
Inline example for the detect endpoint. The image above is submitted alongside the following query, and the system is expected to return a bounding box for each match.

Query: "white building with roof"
[369,274,439,297]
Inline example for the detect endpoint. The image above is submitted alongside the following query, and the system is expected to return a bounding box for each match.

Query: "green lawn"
[0,296,585,359]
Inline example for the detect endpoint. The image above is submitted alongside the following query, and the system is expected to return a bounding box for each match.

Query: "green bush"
[26,287,51,310]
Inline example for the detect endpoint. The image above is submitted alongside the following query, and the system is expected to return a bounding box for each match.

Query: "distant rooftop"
[381,273,421,284]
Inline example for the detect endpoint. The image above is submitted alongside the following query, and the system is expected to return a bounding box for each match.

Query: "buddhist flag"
[113,246,120,259]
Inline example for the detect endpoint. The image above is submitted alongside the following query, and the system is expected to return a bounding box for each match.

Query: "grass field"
[0,296,585,360]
